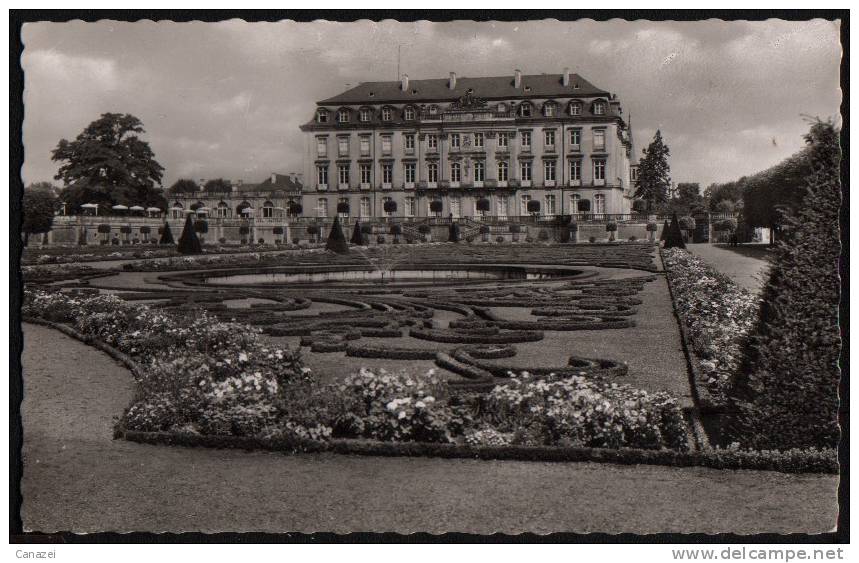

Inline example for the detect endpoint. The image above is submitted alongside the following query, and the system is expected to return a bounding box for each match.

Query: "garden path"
[686,244,770,294]
[21,323,837,534]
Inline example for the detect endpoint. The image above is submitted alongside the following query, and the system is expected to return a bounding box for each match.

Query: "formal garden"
[20,121,841,482]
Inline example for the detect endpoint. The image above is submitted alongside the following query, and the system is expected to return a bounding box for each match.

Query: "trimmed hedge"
[346,344,437,360]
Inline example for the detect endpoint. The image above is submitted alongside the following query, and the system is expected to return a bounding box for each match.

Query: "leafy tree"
[325,215,349,254]
[52,113,166,212]
[634,130,671,212]
[203,178,232,193]
[728,120,841,450]
[22,185,57,245]
[169,179,199,194]
[177,214,202,254]
[704,181,744,211]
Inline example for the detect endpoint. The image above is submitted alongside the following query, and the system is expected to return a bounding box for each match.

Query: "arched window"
[543,101,557,117]
[337,108,350,123]
[592,100,607,115]
[171,201,184,219]
[262,200,274,218]
[517,102,532,117]
[381,107,393,121]
[237,200,252,217]
[404,106,416,120]
[497,161,509,182]
[569,101,583,116]
[217,201,229,218]
[316,108,329,123]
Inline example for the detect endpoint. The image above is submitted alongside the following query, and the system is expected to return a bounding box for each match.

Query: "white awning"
[129,205,145,211]
[81,203,99,208]
[146,207,163,212]
[112,204,129,210]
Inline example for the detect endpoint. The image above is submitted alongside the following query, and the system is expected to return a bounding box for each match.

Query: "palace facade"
[299,69,636,221]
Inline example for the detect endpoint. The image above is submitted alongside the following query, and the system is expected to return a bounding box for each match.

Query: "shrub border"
[23,318,835,474]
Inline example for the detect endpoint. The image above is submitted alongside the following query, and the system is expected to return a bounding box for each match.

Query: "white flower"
[238,352,248,363]
[398,411,407,420]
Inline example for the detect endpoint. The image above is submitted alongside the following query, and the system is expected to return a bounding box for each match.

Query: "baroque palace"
[299,69,637,221]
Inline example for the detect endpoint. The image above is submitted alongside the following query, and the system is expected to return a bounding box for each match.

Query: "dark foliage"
[659,219,670,242]
[728,121,841,450]
[663,212,686,249]
[177,214,202,254]
[194,220,209,234]
[325,216,349,254]
[350,221,365,245]
[337,201,350,214]
[168,179,199,194]
[383,200,397,214]
[158,222,174,245]
[476,198,490,212]
[22,185,57,245]
[634,130,671,212]
[526,200,541,214]
[429,200,443,214]
[448,222,460,243]
[203,178,232,193]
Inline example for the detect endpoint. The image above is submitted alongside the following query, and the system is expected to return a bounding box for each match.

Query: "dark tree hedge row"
[728,121,841,450]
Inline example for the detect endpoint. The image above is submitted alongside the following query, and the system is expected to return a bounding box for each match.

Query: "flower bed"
[661,248,759,410]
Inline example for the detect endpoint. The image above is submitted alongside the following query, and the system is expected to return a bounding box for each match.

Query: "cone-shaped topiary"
[159,221,175,245]
[659,219,670,242]
[448,221,460,243]
[663,212,686,249]
[727,120,841,450]
[177,214,202,254]
[326,215,349,254]
[350,220,365,245]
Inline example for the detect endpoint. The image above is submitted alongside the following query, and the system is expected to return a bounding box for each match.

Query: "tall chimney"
[514,69,522,89]
[199,179,206,191]
[562,67,570,87]
[449,72,457,90]
[271,173,277,184]
[401,74,409,91]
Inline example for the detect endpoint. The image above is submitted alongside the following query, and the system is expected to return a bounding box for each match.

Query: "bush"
[239,225,250,235]
[418,224,431,234]
[97,224,111,234]
[383,200,397,214]
[429,200,443,214]
[588,236,596,243]
[646,222,658,232]
[258,238,265,244]
[194,220,208,234]
[538,230,549,241]
[728,121,841,450]
[219,237,227,244]
[120,226,132,234]
[715,218,737,232]
[361,224,373,235]
[678,216,696,231]
[628,236,637,241]
[479,225,490,235]
[663,212,686,249]
[376,235,386,244]
[605,222,618,232]
[273,226,284,235]
[306,225,319,235]
[140,226,151,235]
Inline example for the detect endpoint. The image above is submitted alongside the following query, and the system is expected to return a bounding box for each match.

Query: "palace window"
[359,136,370,156]
[216,201,229,218]
[317,165,328,188]
[450,196,461,218]
[520,160,532,181]
[594,193,606,214]
[428,105,439,115]
[338,164,350,186]
[338,137,349,156]
[497,195,508,218]
[337,109,350,123]
[359,108,371,122]
[427,162,438,184]
[497,102,507,113]
[593,101,606,115]
[316,137,327,157]
[427,134,438,150]
[381,135,392,155]
[316,109,329,123]
[569,159,582,181]
[594,130,606,151]
[569,102,582,116]
[473,161,485,182]
[317,198,328,217]
[404,106,416,120]
[544,160,557,182]
[497,161,509,182]
[404,134,416,151]
[593,158,606,181]
[520,131,531,149]
[569,129,581,147]
[382,164,393,185]
[262,200,274,218]
[544,130,556,148]
[451,133,461,149]
[497,132,508,148]
[520,194,531,216]
[360,197,371,217]
[404,163,416,184]
[545,194,557,216]
[570,193,581,215]
[474,132,484,148]
[450,162,461,183]
[360,163,372,185]
[517,103,532,117]
[338,197,350,217]
[405,196,416,217]
[382,107,392,121]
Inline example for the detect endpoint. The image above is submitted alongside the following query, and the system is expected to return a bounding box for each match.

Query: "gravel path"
[686,243,770,293]
[21,323,838,534]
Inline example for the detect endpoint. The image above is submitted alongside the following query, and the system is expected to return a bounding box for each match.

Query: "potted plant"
[120,225,132,244]
[646,221,658,242]
[389,223,402,243]
[139,225,151,242]
[476,198,490,218]
[526,199,541,219]
[429,200,443,216]
[383,200,397,220]
[418,223,431,242]
[509,223,521,242]
[97,224,111,243]
[306,224,320,243]
[606,221,618,242]
[479,224,491,242]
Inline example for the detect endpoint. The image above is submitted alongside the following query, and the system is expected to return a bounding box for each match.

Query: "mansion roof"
[319,73,611,105]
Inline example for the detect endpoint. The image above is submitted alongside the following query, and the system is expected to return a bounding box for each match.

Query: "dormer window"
[316,109,329,123]
[428,105,438,115]
[359,108,371,122]
[497,102,507,113]
[517,103,532,117]
[337,109,350,123]
[593,101,606,115]
[543,102,556,117]
[382,107,392,121]
[404,106,416,120]
[569,102,583,116]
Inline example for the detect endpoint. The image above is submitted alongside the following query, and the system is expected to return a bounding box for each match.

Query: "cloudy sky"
[21,18,841,190]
